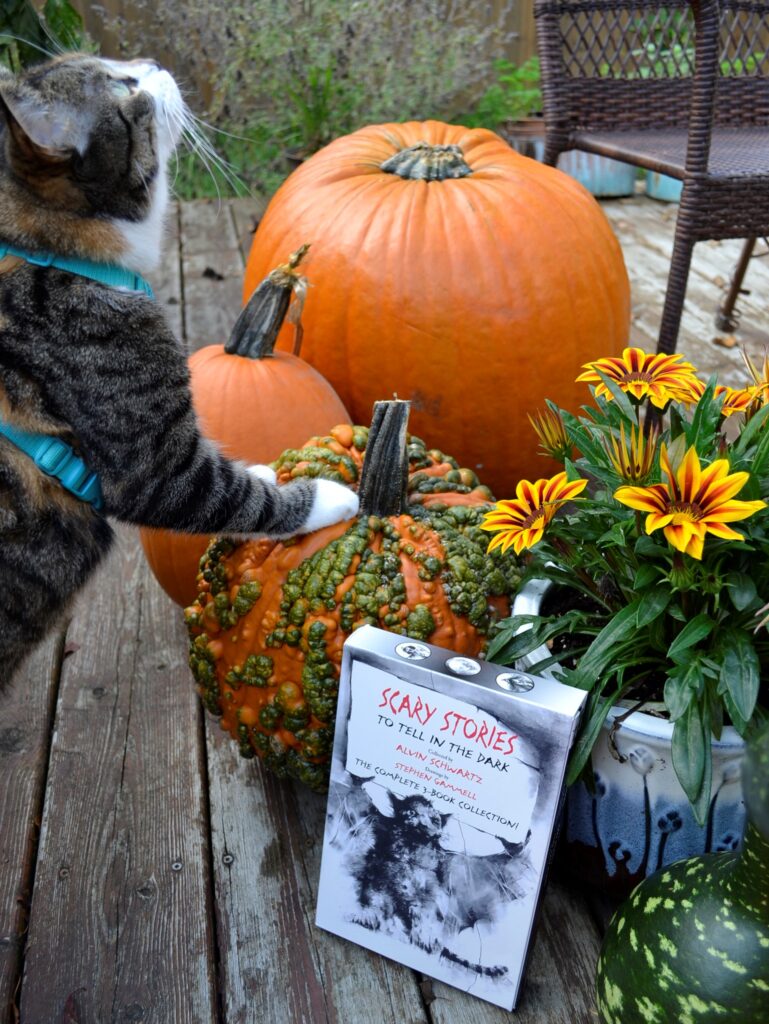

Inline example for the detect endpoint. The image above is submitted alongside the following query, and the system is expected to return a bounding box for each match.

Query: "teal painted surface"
[558,151,637,197]
[646,171,684,202]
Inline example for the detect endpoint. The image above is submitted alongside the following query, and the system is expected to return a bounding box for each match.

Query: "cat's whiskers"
[178,109,249,200]
[0,33,60,61]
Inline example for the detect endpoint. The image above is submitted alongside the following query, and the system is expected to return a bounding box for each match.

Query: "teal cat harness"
[0,243,154,297]
[0,417,104,510]
[0,243,155,510]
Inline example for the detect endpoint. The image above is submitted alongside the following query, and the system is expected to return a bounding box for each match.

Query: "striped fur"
[0,55,358,687]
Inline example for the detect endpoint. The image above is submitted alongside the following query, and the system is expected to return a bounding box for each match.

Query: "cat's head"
[0,54,185,272]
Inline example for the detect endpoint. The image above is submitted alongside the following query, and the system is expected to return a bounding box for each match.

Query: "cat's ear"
[0,81,92,157]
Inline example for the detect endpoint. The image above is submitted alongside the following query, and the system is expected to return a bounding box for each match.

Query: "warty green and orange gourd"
[184,401,521,790]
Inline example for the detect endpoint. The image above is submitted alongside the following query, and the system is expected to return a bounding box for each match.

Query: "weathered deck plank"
[0,630,64,1024]
[20,531,216,1024]
[206,728,429,1024]
[155,201,183,340]
[179,201,249,354]
[229,197,265,266]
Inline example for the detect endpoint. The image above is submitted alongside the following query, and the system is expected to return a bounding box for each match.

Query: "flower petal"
[615,483,669,513]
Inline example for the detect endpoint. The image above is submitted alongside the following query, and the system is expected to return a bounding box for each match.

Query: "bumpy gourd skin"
[595,722,769,1024]
[185,427,520,790]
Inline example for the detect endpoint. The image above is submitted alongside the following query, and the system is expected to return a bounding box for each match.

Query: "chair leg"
[715,237,756,333]
[656,228,695,356]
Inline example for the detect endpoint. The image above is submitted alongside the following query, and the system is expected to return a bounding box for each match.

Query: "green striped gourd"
[595,721,769,1023]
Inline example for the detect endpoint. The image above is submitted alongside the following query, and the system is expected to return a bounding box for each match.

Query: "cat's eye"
[109,79,134,97]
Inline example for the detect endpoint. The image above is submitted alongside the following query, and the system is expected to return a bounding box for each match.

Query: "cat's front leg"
[245,464,359,536]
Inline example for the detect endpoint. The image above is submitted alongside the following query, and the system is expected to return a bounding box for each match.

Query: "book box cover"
[315,625,587,1011]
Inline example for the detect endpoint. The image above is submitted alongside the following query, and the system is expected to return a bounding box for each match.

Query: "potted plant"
[482,347,769,895]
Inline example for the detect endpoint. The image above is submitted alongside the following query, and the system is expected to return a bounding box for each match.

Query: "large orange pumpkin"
[140,249,350,607]
[244,121,630,497]
[185,401,521,790]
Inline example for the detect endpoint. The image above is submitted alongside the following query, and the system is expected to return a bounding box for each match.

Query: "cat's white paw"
[248,463,278,485]
[298,479,359,534]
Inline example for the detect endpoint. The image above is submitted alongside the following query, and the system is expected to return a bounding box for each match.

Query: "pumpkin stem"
[358,400,411,517]
[380,141,472,181]
[225,244,310,358]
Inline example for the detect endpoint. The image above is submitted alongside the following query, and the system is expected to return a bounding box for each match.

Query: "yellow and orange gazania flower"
[606,420,659,482]
[576,347,701,408]
[482,472,588,555]
[687,378,756,417]
[529,406,571,460]
[614,443,766,560]
[742,349,769,417]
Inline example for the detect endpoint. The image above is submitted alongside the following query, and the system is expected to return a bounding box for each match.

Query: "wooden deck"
[1,194,766,1024]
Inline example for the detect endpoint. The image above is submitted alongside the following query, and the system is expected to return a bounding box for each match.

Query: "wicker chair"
[535,0,769,355]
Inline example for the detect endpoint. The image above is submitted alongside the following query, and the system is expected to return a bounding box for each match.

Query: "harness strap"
[0,243,153,297]
[0,242,148,510]
[0,417,104,509]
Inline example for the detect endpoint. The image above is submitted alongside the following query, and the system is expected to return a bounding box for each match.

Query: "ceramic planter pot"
[645,170,683,202]
[512,579,746,897]
[558,151,637,197]
[500,117,546,161]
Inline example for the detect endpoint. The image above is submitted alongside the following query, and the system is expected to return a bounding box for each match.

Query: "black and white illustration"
[316,627,586,1011]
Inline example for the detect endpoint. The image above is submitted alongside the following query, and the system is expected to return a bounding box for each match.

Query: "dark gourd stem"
[225,244,310,358]
[380,141,472,181]
[358,400,411,517]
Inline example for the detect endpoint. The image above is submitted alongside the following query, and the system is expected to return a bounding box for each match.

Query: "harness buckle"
[34,437,74,475]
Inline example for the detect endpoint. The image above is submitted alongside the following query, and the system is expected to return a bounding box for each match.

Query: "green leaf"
[634,535,669,559]
[727,572,758,611]
[735,402,769,457]
[722,688,749,737]
[664,661,703,721]
[597,522,629,549]
[685,375,721,450]
[747,417,769,477]
[634,563,659,589]
[565,693,617,784]
[667,613,715,661]
[671,701,712,824]
[594,370,638,422]
[667,602,687,622]
[571,600,642,683]
[558,407,609,467]
[718,629,761,722]
[636,588,671,628]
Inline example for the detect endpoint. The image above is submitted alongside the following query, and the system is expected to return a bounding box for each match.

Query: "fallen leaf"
[713,335,738,349]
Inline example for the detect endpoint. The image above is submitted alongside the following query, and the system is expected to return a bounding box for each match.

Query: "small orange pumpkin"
[185,401,521,790]
[140,248,350,606]
[244,121,630,497]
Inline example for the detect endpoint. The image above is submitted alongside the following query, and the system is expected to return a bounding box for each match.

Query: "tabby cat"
[0,54,359,687]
